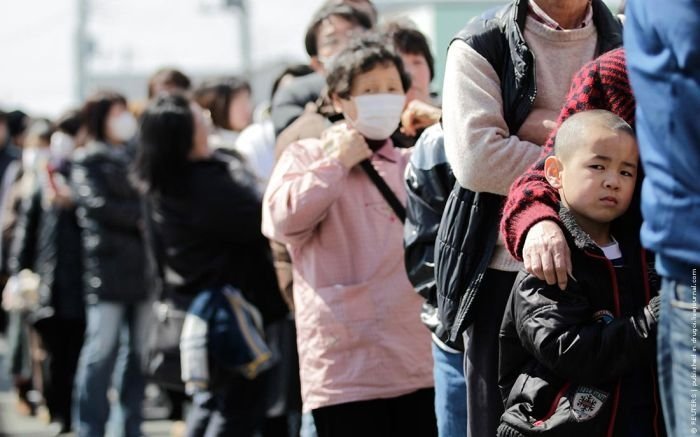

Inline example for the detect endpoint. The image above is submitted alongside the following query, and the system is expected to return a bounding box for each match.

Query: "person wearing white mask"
[70,91,149,437]
[262,36,436,437]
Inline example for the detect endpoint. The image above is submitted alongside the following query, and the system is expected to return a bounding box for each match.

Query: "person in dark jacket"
[7,110,85,433]
[70,91,148,437]
[403,124,465,437]
[498,110,664,437]
[134,93,286,437]
[436,1,623,435]
[270,2,373,137]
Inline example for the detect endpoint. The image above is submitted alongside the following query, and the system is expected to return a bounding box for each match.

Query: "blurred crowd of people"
[1,0,698,437]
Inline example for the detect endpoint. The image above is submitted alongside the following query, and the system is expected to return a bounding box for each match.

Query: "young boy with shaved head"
[497,110,666,436]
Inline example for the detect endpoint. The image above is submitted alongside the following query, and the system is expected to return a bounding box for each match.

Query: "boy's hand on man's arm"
[523,220,572,290]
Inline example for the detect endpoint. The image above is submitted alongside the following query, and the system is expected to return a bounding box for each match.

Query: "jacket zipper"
[585,251,622,436]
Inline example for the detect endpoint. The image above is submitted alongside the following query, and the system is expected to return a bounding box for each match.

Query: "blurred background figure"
[6,109,85,433]
[194,77,253,152]
[272,2,373,139]
[382,20,442,148]
[235,64,314,190]
[135,93,286,437]
[3,117,52,419]
[0,109,21,334]
[70,91,149,437]
[148,68,193,100]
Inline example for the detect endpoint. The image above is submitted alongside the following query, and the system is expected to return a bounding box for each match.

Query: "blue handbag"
[182,285,275,383]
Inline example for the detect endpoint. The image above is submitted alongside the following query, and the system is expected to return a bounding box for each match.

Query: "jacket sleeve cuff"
[507,203,562,260]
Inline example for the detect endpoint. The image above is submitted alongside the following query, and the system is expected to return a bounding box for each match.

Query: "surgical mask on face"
[108,112,138,143]
[49,131,75,162]
[348,94,406,141]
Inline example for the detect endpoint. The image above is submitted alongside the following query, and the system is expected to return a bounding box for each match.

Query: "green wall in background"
[433,2,502,97]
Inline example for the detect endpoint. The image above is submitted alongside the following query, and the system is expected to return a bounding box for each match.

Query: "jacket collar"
[372,139,399,163]
[558,205,603,254]
[510,0,622,54]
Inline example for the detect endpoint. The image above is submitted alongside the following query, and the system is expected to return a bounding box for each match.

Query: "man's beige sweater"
[442,11,598,271]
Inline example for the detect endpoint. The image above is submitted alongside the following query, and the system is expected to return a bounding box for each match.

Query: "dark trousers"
[463,268,518,437]
[311,388,437,437]
[37,317,85,430]
[186,372,268,437]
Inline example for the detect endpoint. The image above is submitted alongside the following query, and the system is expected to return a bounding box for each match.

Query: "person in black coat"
[70,91,149,437]
[7,110,85,432]
[134,93,286,437]
[498,111,664,437]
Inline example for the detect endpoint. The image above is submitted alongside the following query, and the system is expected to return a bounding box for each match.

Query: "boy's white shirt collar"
[598,236,622,261]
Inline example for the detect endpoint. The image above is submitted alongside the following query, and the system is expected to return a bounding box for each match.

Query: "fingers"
[523,220,569,289]
[553,245,569,290]
[540,250,557,286]
[525,248,545,281]
[401,109,417,137]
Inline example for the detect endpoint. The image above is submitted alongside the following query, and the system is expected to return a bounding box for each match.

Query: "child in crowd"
[498,110,665,437]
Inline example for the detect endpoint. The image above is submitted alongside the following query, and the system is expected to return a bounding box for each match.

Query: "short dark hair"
[55,109,82,137]
[554,109,635,161]
[134,93,194,194]
[382,21,435,80]
[80,91,127,142]
[271,64,315,100]
[148,68,192,99]
[194,76,251,130]
[326,34,412,100]
[7,110,29,138]
[304,3,373,58]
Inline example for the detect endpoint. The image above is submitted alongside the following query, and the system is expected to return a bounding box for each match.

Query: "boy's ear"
[544,156,563,189]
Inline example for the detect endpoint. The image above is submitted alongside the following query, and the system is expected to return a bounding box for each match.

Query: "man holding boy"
[498,110,664,436]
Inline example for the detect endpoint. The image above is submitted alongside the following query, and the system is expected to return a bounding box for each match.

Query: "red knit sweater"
[501,48,635,260]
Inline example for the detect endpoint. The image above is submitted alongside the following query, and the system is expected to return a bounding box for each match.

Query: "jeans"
[432,342,467,437]
[73,301,150,437]
[658,277,699,436]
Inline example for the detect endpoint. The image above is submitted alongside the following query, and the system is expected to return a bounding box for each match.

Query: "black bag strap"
[360,159,406,223]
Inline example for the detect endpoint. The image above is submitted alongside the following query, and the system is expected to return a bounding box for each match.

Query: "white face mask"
[348,94,405,141]
[109,112,138,143]
[49,131,75,162]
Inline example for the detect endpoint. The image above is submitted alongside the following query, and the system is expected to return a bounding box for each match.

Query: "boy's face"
[545,126,639,226]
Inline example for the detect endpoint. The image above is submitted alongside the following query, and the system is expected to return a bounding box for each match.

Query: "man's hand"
[523,220,572,290]
[400,100,442,137]
[321,124,372,169]
[517,109,558,146]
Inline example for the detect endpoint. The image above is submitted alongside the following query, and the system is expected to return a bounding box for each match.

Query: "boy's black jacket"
[497,206,665,437]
